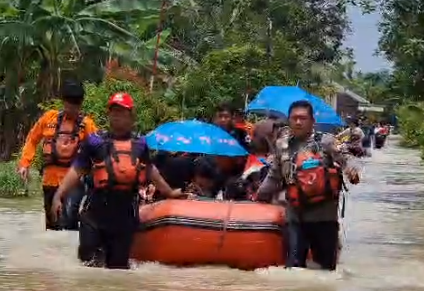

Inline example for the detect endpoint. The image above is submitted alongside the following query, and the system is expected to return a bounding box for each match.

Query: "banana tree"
[0,0,164,160]
[0,0,163,101]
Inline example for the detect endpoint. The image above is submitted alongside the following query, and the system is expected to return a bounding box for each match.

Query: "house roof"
[358,104,385,112]
[331,82,370,104]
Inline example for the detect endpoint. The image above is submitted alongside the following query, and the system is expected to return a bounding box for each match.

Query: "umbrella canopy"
[246,86,345,130]
[145,120,248,156]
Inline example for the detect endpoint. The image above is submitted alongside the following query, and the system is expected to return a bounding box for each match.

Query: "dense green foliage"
[0,0,376,159]
[396,103,424,159]
[41,78,179,133]
[4,0,424,196]
[0,162,40,197]
[0,0,377,196]
[376,0,424,155]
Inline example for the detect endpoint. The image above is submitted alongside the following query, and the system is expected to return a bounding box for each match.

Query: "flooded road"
[0,136,423,291]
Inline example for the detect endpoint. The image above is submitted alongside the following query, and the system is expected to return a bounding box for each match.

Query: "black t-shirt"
[153,153,196,190]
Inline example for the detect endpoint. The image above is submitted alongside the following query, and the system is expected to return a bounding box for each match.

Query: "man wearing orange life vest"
[50,92,187,269]
[257,100,360,271]
[17,80,98,231]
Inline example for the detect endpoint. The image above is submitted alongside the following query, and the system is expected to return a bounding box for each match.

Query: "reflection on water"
[0,136,423,291]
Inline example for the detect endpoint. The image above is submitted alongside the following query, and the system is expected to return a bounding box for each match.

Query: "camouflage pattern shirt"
[257,127,356,222]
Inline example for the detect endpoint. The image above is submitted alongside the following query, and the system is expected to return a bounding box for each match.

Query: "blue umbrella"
[145,120,248,156]
[246,86,345,130]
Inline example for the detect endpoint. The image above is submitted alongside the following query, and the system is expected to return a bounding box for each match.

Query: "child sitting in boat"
[220,177,249,201]
[185,158,218,198]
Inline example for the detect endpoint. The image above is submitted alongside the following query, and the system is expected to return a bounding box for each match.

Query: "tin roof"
[331,82,370,104]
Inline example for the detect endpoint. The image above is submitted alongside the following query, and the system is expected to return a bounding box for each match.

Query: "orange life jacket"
[286,141,342,209]
[234,121,254,139]
[42,111,84,167]
[241,155,267,179]
[92,135,149,191]
[242,155,269,201]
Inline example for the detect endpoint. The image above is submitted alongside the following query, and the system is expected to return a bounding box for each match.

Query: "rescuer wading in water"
[257,100,360,271]
[51,92,187,269]
[17,80,98,230]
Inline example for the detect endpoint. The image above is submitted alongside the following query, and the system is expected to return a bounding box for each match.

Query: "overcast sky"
[344,6,392,72]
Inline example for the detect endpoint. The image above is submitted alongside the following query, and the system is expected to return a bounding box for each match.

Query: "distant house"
[327,82,384,117]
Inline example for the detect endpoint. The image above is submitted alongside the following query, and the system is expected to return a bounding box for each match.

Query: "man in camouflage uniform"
[257,100,360,271]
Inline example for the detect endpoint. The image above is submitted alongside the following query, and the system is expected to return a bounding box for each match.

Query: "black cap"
[61,80,85,104]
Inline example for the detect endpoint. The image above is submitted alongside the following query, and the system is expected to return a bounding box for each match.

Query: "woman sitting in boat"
[184,156,254,201]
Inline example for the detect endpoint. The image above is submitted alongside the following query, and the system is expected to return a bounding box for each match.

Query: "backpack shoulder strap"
[55,111,65,131]
[314,131,323,142]
[73,113,85,137]
[139,137,152,183]
[52,111,65,141]
[77,113,85,127]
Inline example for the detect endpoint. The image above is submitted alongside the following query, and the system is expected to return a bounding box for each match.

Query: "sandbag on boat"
[131,199,286,270]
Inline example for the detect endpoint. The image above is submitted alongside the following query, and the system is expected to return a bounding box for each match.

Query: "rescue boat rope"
[217,201,234,252]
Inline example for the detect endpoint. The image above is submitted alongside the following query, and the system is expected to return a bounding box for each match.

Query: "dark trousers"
[78,215,136,269]
[286,221,339,271]
[43,185,85,231]
[77,191,138,269]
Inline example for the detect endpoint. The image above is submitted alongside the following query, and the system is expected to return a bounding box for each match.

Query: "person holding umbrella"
[50,92,187,269]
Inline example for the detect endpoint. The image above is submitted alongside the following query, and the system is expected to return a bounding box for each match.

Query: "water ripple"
[0,136,423,291]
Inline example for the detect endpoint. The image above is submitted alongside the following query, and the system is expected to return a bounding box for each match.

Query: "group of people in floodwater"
[16,80,388,271]
[337,117,390,157]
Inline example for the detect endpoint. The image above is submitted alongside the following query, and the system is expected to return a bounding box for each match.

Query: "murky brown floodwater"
[0,135,423,291]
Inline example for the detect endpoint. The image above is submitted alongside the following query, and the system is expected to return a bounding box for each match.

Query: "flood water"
[0,135,423,291]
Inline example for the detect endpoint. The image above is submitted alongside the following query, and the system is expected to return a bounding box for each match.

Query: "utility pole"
[150,0,167,93]
[266,0,273,66]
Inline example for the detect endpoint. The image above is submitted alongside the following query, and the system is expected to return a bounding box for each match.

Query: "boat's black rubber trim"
[138,216,283,233]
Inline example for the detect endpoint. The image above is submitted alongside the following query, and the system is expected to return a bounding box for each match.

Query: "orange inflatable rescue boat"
[131,199,286,270]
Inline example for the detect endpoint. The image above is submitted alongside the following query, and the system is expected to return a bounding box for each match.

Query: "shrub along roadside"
[0,162,41,198]
[0,78,180,197]
[396,103,424,159]
[40,78,180,133]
